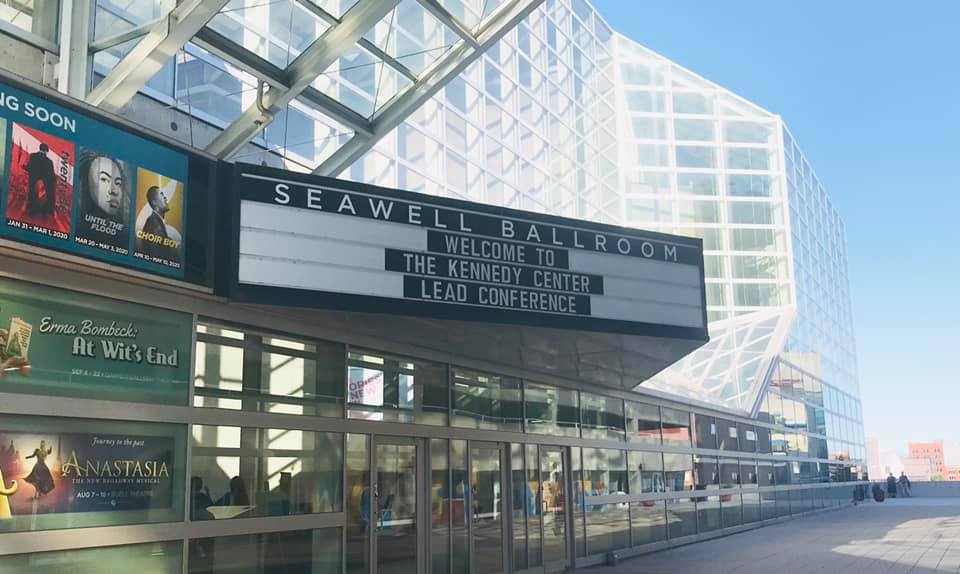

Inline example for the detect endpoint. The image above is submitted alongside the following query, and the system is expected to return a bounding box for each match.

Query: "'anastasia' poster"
[0,431,173,516]
[4,123,75,240]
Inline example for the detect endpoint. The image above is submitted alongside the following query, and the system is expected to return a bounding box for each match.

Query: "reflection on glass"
[625,402,661,445]
[742,492,761,524]
[193,326,345,416]
[0,541,181,573]
[541,447,567,569]
[471,444,503,574]
[580,392,625,441]
[663,453,694,492]
[525,383,580,437]
[452,440,469,573]
[511,444,528,572]
[431,439,450,574]
[187,527,341,573]
[692,414,718,449]
[666,498,697,539]
[526,444,543,568]
[375,443,417,574]
[347,350,448,425]
[191,426,342,521]
[630,500,666,546]
[346,434,369,574]
[721,493,742,528]
[628,451,664,494]
[451,368,522,431]
[583,448,628,553]
[697,496,721,533]
[661,408,691,446]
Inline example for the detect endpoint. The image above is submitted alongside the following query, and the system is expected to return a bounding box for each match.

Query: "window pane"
[451,367,522,431]
[661,408,691,446]
[524,382,580,437]
[630,500,666,545]
[628,451,664,493]
[0,542,181,572]
[677,173,718,195]
[724,121,773,144]
[673,92,713,114]
[0,415,184,532]
[728,174,774,197]
[674,118,714,141]
[728,201,778,225]
[631,117,667,139]
[625,402,661,444]
[677,200,719,223]
[692,414,718,449]
[667,498,697,538]
[583,448,629,553]
[580,392,625,441]
[192,426,342,520]
[676,145,716,168]
[347,350,448,425]
[697,495,721,532]
[717,419,738,450]
[663,453,693,492]
[346,434,369,574]
[188,528,341,573]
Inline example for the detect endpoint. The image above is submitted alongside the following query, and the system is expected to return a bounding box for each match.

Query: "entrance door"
[470,442,507,574]
[373,437,423,574]
[541,446,569,574]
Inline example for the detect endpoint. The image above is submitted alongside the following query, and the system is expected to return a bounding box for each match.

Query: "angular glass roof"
[87,0,545,173]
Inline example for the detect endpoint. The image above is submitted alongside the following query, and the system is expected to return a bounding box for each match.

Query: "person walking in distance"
[886,473,898,498]
[898,472,912,498]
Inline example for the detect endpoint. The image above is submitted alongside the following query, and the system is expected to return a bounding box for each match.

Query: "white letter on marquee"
[274,183,290,204]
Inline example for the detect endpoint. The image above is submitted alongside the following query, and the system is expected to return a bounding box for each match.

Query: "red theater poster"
[5,123,75,240]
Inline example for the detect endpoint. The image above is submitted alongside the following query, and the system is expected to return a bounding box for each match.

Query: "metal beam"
[88,17,164,54]
[313,0,544,176]
[86,0,229,112]
[415,0,479,49]
[205,0,400,159]
[57,0,93,98]
[192,28,373,137]
[293,0,418,83]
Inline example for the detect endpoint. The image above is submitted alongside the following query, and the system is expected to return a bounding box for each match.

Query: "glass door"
[374,437,422,574]
[541,446,569,574]
[469,442,506,574]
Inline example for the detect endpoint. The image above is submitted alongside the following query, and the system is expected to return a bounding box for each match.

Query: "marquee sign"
[228,163,708,339]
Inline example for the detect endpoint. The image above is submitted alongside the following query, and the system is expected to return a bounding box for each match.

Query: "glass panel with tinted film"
[541,446,568,568]
[348,350,448,425]
[0,415,185,532]
[580,392,625,441]
[625,402,661,445]
[375,442,418,574]
[471,444,504,574]
[1,541,181,573]
[525,382,580,437]
[510,444,528,572]
[192,426,342,520]
[740,423,758,453]
[661,408,691,446]
[188,527,341,573]
[451,368,522,431]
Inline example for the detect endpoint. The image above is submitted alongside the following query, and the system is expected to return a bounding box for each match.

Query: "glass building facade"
[0,0,864,571]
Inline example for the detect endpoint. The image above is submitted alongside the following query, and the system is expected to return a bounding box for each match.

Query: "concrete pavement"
[575,498,960,573]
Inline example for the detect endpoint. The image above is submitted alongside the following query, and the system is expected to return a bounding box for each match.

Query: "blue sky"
[591,0,960,456]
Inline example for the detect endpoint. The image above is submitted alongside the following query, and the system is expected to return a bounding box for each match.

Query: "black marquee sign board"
[225,163,709,340]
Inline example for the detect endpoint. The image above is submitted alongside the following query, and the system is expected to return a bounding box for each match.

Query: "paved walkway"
[576,498,960,573]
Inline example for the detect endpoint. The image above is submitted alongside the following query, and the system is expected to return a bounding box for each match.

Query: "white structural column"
[57,0,93,98]
[205,0,401,159]
[85,0,230,112]
[312,0,545,176]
